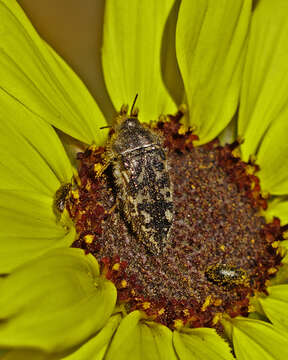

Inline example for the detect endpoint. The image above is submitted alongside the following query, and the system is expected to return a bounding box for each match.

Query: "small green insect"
[205,264,249,288]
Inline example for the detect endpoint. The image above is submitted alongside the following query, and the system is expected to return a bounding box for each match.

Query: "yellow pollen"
[71,190,79,200]
[277,247,286,257]
[73,171,82,187]
[219,244,225,251]
[268,267,277,275]
[94,163,104,176]
[85,181,91,191]
[283,230,288,240]
[131,289,136,296]
[261,191,269,199]
[178,124,187,135]
[251,238,255,244]
[271,241,280,249]
[248,304,256,313]
[120,279,127,288]
[245,165,255,175]
[173,319,184,329]
[142,302,151,310]
[158,308,165,315]
[212,313,222,325]
[89,144,97,152]
[214,299,223,306]
[232,148,241,158]
[112,263,120,271]
[191,184,196,189]
[84,234,94,244]
[183,309,190,317]
[201,295,212,312]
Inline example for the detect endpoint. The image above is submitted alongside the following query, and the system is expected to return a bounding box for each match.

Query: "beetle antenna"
[130,94,139,116]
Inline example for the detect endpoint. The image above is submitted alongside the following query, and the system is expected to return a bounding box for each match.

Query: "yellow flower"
[0,0,288,359]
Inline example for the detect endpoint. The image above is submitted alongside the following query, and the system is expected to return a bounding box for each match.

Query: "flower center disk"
[67,115,282,330]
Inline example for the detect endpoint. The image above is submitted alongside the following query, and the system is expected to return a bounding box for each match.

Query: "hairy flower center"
[66,114,283,330]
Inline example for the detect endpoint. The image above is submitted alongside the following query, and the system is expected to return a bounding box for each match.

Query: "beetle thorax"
[112,117,158,155]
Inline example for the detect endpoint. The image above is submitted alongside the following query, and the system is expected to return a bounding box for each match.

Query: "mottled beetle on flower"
[100,96,174,255]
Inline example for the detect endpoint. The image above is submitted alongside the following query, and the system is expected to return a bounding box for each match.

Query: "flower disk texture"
[0,0,288,359]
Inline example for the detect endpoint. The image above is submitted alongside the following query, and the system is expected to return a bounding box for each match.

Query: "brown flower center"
[65,113,284,330]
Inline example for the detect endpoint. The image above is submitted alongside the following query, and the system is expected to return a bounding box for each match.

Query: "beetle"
[102,96,174,255]
[205,264,248,288]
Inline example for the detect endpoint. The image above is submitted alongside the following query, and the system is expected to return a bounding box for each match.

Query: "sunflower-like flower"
[1,0,288,359]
